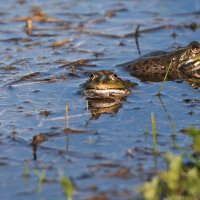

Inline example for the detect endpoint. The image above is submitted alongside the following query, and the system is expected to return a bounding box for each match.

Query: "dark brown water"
[0,0,199,199]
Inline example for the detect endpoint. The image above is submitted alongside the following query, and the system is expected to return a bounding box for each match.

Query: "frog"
[81,70,137,99]
[119,41,200,82]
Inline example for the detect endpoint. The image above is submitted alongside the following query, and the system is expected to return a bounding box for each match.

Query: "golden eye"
[190,41,200,53]
[109,73,118,80]
[191,47,200,53]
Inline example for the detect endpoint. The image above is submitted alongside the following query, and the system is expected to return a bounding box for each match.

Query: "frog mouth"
[179,60,200,78]
[84,88,131,98]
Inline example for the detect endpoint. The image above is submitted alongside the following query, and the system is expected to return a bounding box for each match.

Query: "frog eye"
[190,42,200,53]
[90,73,97,80]
[109,73,118,80]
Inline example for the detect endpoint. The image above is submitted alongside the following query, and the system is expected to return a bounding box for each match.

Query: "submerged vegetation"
[59,174,75,200]
[140,127,200,200]
[23,166,75,200]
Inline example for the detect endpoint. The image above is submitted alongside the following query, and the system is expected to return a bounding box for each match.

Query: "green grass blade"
[151,113,157,152]
[157,60,173,95]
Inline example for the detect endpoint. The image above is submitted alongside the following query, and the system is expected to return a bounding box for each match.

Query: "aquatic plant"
[34,169,47,192]
[151,113,157,152]
[25,167,75,199]
[23,163,29,180]
[157,60,173,96]
[186,127,200,154]
[140,128,200,200]
[59,170,75,200]
[59,177,74,200]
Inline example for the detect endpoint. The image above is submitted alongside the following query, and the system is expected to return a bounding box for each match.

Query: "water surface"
[0,0,199,199]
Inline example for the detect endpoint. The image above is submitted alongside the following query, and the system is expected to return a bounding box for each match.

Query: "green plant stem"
[157,95,176,147]
[151,113,157,152]
[157,60,173,96]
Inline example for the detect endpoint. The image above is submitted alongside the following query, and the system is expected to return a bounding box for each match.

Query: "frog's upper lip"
[85,88,130,93]
[186,57,200,64]
[84,88,131,98]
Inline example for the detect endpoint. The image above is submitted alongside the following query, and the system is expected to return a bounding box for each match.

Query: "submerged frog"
[120,41,200,82]
[81,70,136,99]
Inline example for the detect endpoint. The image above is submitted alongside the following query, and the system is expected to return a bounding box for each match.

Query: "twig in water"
[66,103,69,130]
[134,24,141,56]
[26,18,33,35]
[65,103,69,150]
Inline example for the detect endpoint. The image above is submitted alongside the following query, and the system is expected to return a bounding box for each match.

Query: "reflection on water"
[87,97,125,120]
[32,133,47,160]
[186,78,200,89]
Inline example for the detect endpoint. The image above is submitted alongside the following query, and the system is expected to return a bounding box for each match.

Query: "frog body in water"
[81,70,136,99]
[120,41,200,82]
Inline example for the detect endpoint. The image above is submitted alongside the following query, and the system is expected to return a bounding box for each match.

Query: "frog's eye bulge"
[190,41,200,54]
[109,73,118,81]
[90,73,98,80]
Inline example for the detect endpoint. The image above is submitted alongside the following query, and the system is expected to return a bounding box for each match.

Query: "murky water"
[0,0,200,199]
